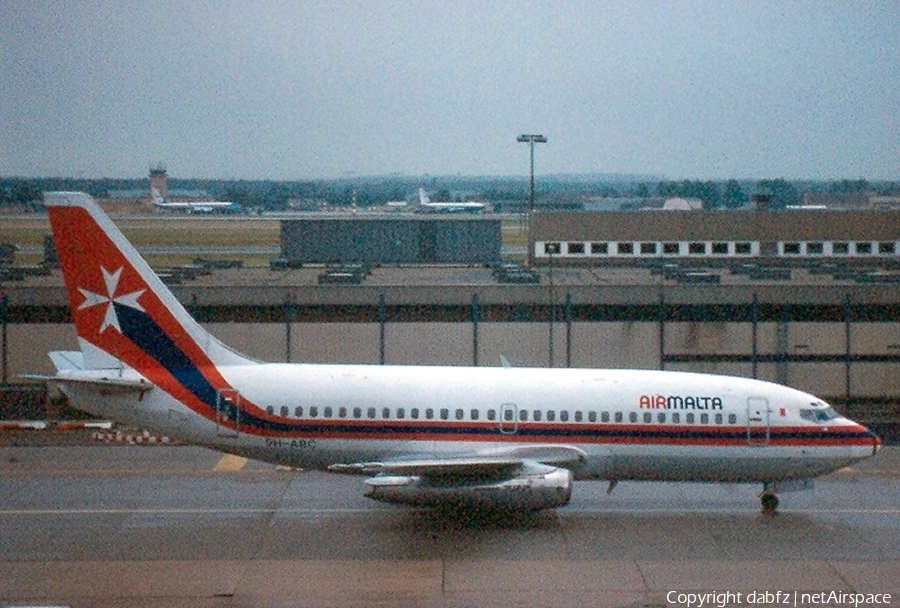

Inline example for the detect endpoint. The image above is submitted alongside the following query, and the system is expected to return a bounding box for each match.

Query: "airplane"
[150,188,242,214]
[417,188,486,213]
[34,192,880,513]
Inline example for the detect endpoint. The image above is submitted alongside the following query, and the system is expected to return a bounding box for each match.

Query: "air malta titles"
[639,394,724,410]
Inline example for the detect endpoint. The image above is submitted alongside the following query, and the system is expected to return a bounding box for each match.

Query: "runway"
[1,442,899,607]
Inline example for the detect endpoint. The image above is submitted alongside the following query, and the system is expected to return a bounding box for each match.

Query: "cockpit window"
[799,407,839,423]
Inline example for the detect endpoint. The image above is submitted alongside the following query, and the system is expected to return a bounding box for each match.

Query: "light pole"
[517,134,546,265]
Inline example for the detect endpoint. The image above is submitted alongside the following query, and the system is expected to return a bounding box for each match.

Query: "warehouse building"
[281,216,501,264]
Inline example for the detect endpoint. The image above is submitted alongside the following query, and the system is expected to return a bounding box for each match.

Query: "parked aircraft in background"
[34,192,880,513]
[151,188,242,213]
[417,188,486,213]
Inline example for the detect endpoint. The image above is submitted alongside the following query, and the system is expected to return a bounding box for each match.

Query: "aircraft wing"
[23,373,154,394]
[331,445,585,510]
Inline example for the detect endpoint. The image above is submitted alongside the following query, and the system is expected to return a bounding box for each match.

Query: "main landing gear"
[760,482,779,514]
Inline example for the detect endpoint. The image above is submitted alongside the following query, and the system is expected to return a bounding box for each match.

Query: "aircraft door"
[746,397,770,446]
[216,388,241,438]
[499,403,518,435]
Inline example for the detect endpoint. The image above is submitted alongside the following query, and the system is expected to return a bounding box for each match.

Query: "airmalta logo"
[77,266,146,333]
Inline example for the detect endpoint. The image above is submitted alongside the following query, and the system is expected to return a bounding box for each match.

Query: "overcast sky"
[2,1,898,181]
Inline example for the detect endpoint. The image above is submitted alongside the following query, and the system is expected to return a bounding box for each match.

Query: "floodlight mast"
[517,134,547,266]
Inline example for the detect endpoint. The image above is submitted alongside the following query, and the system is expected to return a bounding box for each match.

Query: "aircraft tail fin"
[43,192,253,372]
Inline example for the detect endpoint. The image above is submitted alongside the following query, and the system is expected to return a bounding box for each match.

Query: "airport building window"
[686,413,695,424]
[700,413,709,424]
[688,242,706,255]
[560,411,569,422]
[672,412,680,423]
[425,408,434,420]
[879,242,896,255]
[591,242,608,255]
[567,242,585,255]
[455,408,464,420]
[614,412,623,423]
[807,242,824,255]
[601,411,609,423]
[640,242,658,255]
[588,411,598,423]
[440,408,449,420]
[470,409,479,420]
[544,242,561,255]
[411,408,419,419]
[617,242,634,255]
[712,242,729,255]
[663,242,680,255]
[643,412,652,423]
[519,409,528,422]
[833,242,850,255]
[735,242,752,255]
[783,242,801,255]
[487,409,496,421]
[294,406,303,417]
[856,242,872,255]
[324,407,333,418]
[310,406,318,417]
[629,412,638,423]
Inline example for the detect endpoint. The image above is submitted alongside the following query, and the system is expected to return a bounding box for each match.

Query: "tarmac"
[1,434,899,608]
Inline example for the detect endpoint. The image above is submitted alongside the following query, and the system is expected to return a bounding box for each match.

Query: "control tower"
[149,163,167,199]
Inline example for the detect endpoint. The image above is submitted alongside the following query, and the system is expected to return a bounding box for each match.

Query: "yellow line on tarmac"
[213,454,248,472]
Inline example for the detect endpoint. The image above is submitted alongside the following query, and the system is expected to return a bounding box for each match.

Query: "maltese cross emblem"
[77,267,146,333]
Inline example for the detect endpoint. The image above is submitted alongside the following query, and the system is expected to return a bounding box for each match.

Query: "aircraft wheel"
[760,492,779,514]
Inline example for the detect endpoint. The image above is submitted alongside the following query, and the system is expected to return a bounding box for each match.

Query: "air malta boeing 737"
[35,192,880,513]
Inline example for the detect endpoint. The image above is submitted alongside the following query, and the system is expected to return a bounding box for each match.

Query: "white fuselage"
[60,363,879,484]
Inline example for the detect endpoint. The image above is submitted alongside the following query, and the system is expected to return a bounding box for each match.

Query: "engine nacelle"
[364,464,573,511]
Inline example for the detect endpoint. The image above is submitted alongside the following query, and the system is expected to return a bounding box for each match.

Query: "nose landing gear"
[760,482,779,514]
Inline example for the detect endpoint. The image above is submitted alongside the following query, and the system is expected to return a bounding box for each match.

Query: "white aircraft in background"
[417,188,486,213]
[35,192,880,513]
[150,188,242,214]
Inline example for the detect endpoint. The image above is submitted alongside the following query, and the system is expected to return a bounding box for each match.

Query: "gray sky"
[2,1,898,180]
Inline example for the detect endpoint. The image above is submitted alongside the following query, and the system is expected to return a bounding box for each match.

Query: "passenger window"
[487,409,496,421]
[470,409,479,420]
[519,409,528,422]
[425,408,434,420]
[686,413,694,424]
[367,407,376,419]
[411,408,419,419]
[574,411,583,422]
[588,411,597,423]
[601,411,609,423]
[504,409,514,422]
[440,408,449,420]
[728,413,736,424]
[560,411,569,422]
[310,406,318,417]
[672,412,680,423]
[455,409,464,420]
[324,406,333,418]
[294,406,303,417]
[397,408,405,419]
[266,406,274,415]
[714,413,723,424]
[547,411,556,422]
[381,407,390,419]
[534,410,542,421]
[339,407,347,418]
[657,412,665,423]
[614,412,623,423]
[629,412,638,423]
[700,413,709,424]
[352,407,361,419]
[643,412,652,423]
